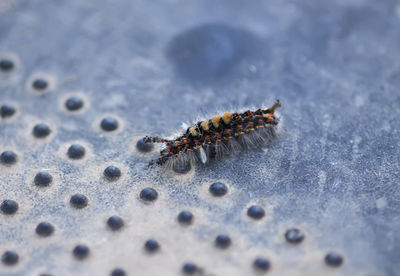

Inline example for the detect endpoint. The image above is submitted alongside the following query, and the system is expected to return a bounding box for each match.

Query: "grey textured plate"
[1,0,400,275]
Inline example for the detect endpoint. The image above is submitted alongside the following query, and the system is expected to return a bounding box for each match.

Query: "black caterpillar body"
[143,100,281,168]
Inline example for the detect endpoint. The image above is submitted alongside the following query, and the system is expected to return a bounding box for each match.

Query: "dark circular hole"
[110,268,126,276]
[35,221,55,237]
[247,205,265,220]
[107,216,124,231]
[65,97,84,111]
[32,78,48,90]
[215,234,231,249]
[73,244,90,260]
[172,159,191,174]
[0,150,17,165]
[144,239,160,253]
[177,210,193,224]
[104,166,121,181]
[32,123,51,138]
[0,199,19,215]
[253,257,270,271]
[70,194,88,209]
[136,138,154,153]
[34,172,53,187]
[325,252,344,267]
[0,59,14,71]
[284,228,304,244]
[101,117,119,131]
[209,182,228,197]
[0,105,16,118]
[140,187,158,202]
[1,250,19,265]
[182,262,198,274]
[67,144,86,159]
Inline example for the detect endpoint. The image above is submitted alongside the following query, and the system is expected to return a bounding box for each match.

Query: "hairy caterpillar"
[143,100,281,169]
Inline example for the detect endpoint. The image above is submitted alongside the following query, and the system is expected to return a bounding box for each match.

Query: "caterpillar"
[143,100,281,169]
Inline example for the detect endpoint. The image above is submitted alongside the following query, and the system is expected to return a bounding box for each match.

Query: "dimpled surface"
[0,1,399,276]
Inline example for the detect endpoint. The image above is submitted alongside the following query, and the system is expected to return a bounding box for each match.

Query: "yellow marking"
[201,120,209,131]
[212,116,221,128]
[189,127,197,136]
[222,112,231,124]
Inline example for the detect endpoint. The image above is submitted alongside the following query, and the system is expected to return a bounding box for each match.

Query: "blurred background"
[1,0,399,275]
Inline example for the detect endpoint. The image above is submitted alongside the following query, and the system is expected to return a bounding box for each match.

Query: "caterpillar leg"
[143,136,167,144]
[226,138,242,154]
[148,154,171,167]
[214,140,229,159]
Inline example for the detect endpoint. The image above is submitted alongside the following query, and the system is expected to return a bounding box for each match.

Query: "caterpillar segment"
[144,100,281,167]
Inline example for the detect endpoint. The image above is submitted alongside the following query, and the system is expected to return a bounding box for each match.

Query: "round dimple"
[110,268,126,276]
[32,78,49,90]
[166,24,260,82]
[70,194,88,209]
[285,228,304,244]
[35,221,55,237]
[104,166,121,181]
[101,117,119,131]
[172,160,191,174]
[182,262,198,274]
[67,144,86,159]
[215,234,231,249]
[1,151,17,165]
[253,257,270,271]
[136,138,154,153]
[140,187,158,202]
[0,59,14,71]
[325,252,344,267]
[209,182,228,197]
[1,105,16,118]
[1,250,19,265]
[32,123,51,138]
[247,205,265,219]
[177,210,193,224]
[65,97,84,111]
[144,239,160,253]
[107,216,124,231]
[32,78,48,90]
[1,199,19,215]
[34,172,53,187]
[73,244,90,260]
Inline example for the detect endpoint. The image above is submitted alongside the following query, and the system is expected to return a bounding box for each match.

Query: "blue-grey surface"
[1,0,400,275]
